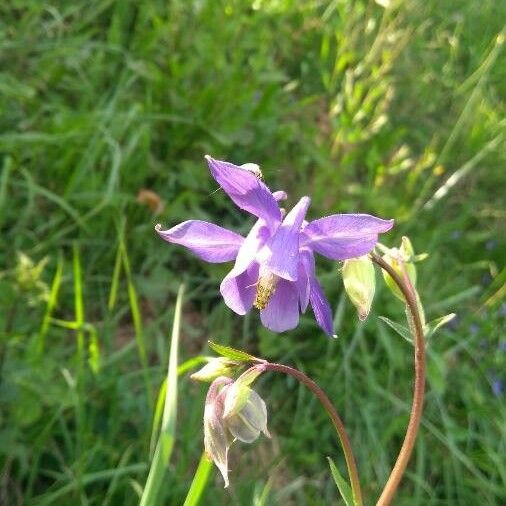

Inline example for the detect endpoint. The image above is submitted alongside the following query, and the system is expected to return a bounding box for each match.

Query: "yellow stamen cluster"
[253,273,278,310]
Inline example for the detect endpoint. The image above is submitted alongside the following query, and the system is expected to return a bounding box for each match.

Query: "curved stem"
[370,252,426,506]
[264,362,363,506]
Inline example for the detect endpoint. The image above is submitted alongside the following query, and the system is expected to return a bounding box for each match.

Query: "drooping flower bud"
[191,357,240,382]
[224,387,270,443]
[222,364,266,418]
[203,377,233,487]
[342,255,376,320]
[202,370,269,488]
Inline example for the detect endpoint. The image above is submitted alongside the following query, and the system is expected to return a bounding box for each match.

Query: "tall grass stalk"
[140,284,185,506]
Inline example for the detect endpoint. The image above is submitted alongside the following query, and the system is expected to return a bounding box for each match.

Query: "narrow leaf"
[140,284,185,506]
[182,452,212,506]
[425,313,456,339]
[379,316,413,344]
[208,341,257,362]
[327,457,353,506]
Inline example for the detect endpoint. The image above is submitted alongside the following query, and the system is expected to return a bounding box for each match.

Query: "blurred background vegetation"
[0,0,504,504]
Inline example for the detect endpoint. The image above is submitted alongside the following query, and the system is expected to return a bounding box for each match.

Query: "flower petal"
[260,279,300,332]
[205,156,281,228]
[301,251,336,337]
[301,214,394,260]
[262,196,311,281]
[273,190,287,201]
[229,220,270,278]
[156,221,243,263]
[204,379,233,488]
[220,263,259,315]
[309,276,336,337]
[296,253,311,312]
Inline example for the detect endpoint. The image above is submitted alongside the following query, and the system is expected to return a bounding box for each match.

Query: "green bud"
[381,236,417,301]
[222,365,266,418]
[226,388,270,443]
[342,256,376,320]
[191,357,240,382]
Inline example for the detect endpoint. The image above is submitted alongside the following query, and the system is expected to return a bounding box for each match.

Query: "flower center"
[253,271,279,310]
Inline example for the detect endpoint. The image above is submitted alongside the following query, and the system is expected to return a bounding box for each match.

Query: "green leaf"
[150,356,208,457]
[327,457,354,506]
[425,313,456,339]
[379,316,413,344]
[140,284,185,506]
[208,341,257,362]
[182,452,213,506]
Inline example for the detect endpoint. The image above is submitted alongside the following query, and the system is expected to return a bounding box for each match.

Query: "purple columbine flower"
[156,156,394,336]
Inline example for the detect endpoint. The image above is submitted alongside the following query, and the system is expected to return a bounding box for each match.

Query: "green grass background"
[0,0,505,504]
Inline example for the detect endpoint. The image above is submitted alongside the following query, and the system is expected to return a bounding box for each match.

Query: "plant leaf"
[425,313,456,339]
[208,341,257,362]
[379,316,413,344]
[182,452,213,506]
[140,284,185,506]
[327,457,353,506]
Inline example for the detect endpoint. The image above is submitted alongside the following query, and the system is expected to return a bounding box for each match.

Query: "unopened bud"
[222,365,266,418]
[381,236,417,301]
[191,357,240,382]
[202,375,270,488]
[225,387,270,443]
[342,255,376,320]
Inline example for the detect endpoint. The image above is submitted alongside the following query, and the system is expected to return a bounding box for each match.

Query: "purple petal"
[301,214,394,260]
[260,279,300,332]
[229,219,270,278]
[262,196,311,281]
[156,221,243,263]
[220,263,259,315]
[273,190,287,201]
[296,251,312,312]
[205,156,281,228]
[301,251,335,337]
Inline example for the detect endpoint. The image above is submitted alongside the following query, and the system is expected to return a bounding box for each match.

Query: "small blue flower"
[469,323,479,335]
[491,378,503,397]
[485,239,497,251]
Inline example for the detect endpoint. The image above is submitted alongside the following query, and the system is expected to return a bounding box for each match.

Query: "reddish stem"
[264,362,363,506]
[370,252,426,506]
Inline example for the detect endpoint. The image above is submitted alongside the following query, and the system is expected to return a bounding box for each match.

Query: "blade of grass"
[120,237,153,409]
[149,356,208,457]
[33,463,147,506]
[37,252,64,355]
[72,243,85,496]
[140,284,185,506]
[182,452,212,506]
[108,241,123,311]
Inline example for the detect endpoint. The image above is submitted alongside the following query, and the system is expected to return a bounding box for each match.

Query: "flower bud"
[191,357,240,382]
[203,377,233,487]
[342,255,376,320]
[202,374,269,488]
[225,387,270,443]
[381,236,417,302]
[222,364,266,418]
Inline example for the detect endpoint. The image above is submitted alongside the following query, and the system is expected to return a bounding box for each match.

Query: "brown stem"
[370,252,426,506]
[264,362,363,506]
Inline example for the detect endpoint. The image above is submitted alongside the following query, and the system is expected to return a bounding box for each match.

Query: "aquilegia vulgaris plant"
[149,155,454,505]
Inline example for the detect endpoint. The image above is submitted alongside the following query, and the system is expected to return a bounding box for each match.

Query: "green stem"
[370,252,426,506]
[264,362,363,506]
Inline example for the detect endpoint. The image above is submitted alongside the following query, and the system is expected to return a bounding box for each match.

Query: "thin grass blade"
[182,452,212,506]
[140,284,185,506]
